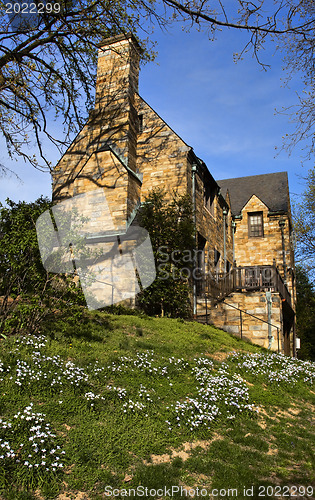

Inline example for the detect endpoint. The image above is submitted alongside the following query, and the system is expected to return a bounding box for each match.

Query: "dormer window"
[248,212,264,237]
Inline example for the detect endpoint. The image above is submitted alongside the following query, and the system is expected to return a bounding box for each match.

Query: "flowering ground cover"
[0,312,314,499]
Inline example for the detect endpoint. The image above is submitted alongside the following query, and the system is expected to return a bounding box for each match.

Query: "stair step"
[196,314,211,325]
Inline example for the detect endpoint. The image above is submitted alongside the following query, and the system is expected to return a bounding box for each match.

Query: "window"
[214,249,220,269]
[138,114,143,133]
[248,212,264,237]
[204,182,215,216]
[197,235,206,273]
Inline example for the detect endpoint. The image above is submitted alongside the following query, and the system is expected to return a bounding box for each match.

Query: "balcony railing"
[196,265,291,306]
[195,268,235,301]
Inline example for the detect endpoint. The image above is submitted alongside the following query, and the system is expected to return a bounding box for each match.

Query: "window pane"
[249,212,263,237]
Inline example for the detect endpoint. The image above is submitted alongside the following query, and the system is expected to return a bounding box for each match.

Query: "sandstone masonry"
[52,34,296,356]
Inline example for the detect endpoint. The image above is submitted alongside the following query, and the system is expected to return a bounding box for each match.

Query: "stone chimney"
[94,34,141,174]
[52,34,142,226]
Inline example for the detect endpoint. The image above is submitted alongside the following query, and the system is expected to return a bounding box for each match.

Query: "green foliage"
[102,304,147,317]
[137,189,195,318]
[294,168,315,359]
[296,265,315,360]
[0,313,314,497]
[131,462,183,497]
[0,403,65,492]
[294,168,315,271]
[0,197,50,292]
[0,197,50,334]
[0,197,86,335]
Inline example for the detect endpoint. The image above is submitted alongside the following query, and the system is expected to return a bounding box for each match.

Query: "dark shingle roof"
[217,172,289,216]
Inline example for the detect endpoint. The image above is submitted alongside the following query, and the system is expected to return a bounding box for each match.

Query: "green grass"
[0,311,314,499]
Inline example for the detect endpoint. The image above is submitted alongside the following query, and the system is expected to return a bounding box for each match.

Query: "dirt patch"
[34,490,45,500]
[276,407,301,418]
[64,464,75,475]
[57,493,90,500]
[258,407,280,421]
[147,452,171,464]
[257,417,267,429]
[266,446,278,456]
[303,401,315,411]
[144,434,223,465]
[208,352,230,362]
[259,406,303,421]
[257,404,306,429]
[178,484,199,496]
[181,438,219,453]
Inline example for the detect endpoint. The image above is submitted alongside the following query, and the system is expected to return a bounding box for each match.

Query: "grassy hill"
[0,311,314,499]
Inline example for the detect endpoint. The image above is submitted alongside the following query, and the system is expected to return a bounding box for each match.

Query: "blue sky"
[0,23,311,205]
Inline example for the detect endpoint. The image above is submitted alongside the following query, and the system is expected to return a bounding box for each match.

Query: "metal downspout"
[293,320,297,358]
[223,209,227,273]
[192,164,197,318]
[266,291,273,349]
[279,219,287,284]
[232,221,236,264]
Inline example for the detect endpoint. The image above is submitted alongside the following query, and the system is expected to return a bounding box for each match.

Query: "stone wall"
[201,291,283,351]
[233,194,295,301]
[135,94,234,273]
[194,170,233,275]
[135,96,190,199]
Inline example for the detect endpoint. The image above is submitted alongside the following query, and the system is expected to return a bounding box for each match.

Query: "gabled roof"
[217,172,289,216]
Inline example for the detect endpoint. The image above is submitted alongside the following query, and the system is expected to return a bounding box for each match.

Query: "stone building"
[52,34,296,355]
[209,172,295,355]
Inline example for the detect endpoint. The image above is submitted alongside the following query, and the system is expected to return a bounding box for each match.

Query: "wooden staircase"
[195,264,293,324]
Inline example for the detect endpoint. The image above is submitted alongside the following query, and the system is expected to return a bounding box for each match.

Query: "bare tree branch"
[0,0,314,174]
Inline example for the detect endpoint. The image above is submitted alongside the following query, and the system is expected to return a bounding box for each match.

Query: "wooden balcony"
[196,264,292,306]
[234,265,291,306]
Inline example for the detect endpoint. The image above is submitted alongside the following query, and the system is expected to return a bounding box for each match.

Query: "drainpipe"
[192,164,197,318]
[232,220,236,264]
[223,209,227,274]
[293,320,296,358]
[279,219,287,284]
[266,291,273,349]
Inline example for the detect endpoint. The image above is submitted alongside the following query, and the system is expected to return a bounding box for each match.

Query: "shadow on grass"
[41,308,114,343]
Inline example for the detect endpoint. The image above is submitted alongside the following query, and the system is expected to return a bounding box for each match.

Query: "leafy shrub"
[137,189,195,318]
[0,198,86,336]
